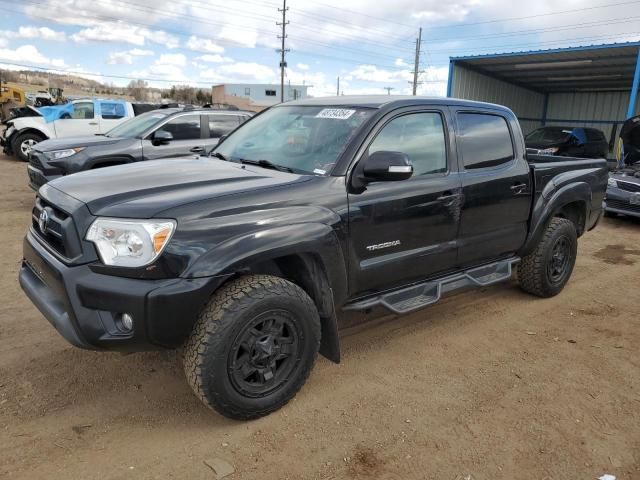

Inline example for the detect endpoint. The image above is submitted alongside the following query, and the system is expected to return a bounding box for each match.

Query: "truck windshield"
[213,105,375,175]
[105,111,169,139]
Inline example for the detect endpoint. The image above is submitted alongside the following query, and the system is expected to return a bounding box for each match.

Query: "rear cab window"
[101,102,126,120]
[457,112,514,169]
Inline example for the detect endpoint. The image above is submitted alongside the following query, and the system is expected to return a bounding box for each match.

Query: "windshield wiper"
[239,158,295,173]
[211,151,229,161]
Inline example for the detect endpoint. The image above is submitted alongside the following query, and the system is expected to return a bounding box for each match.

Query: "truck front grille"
[31,196,82,259]
[606,199,640,214]
[617,180,640,193]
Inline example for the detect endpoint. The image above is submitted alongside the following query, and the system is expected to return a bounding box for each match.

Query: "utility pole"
[336,76,340,96]
[277,0,289,103]
[383,86,394,95]
[410,27,422,95]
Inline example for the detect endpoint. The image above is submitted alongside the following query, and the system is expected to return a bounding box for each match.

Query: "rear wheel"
[13,132,45,162]
[183,274,321,420]
[518,217,578,298]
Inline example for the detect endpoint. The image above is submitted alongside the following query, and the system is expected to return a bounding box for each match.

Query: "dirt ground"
[1,153,639,480]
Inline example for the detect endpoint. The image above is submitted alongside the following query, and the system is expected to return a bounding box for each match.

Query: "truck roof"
[284,95,511,112]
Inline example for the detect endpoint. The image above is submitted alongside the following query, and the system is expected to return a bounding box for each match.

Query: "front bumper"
[1,125,15,154]
[604,186,640,218]
[27,150,63,190]
[19,230,228,351]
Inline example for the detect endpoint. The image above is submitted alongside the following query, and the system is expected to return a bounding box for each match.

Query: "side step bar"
[343,257,520,315]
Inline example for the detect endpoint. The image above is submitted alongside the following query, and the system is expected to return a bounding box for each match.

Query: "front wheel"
[183,275,321,420]
[13,132,45,162]
[518,217,578,298]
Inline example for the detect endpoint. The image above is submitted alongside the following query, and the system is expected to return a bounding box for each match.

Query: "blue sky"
[1,0,639,96]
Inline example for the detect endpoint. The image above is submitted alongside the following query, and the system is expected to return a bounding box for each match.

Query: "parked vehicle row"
[18,96,607,420]
[26,107,252,190]
[2,99,136,161]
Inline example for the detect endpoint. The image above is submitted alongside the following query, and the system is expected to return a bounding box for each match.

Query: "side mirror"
[152,130,173,145]
[363,151,413,182]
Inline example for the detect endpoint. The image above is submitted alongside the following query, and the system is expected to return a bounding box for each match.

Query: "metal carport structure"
[447,42,640,154]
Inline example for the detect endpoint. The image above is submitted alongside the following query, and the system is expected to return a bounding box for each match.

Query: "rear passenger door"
[452,110,532,267]
[142,114,206,160]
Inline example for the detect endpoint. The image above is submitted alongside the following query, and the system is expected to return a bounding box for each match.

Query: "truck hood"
[34,135,126,152]
[46,157,312,217]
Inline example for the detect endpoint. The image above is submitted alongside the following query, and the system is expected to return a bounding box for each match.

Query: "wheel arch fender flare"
[184,223,348,363]
[520,181,591,256]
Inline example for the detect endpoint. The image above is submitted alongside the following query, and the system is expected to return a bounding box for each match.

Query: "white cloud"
[107,52,133,65]
[157,53,186,67]
[129,48,154,56]
[199,61,277,83]
[71,22,179,48]
[0,26,67,42]
[394,58,408,67]
[297,63,310,71]
[346,64,410,84]
[107,48,154,65]
[196,54,233,64]
[0,45,66,68]
[186,36,224,54]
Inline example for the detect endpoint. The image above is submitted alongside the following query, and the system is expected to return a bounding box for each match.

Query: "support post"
[446,60,454,97]
[541,93,549,126]
[626,47,640,119]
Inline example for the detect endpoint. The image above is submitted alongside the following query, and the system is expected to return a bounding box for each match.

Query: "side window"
[368,112,447,176]
[158,115,201,140]
[265,90,276,97]
[457,113,514,169]
[101,102,125,120]
[207,114,239,138]
[71,102,94,120]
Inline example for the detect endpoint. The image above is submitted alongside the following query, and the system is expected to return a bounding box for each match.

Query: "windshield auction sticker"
[315,108,356,120]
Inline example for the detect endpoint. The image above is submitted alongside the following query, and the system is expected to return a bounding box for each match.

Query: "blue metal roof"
[450,41,640,61]
[450,41,640,93]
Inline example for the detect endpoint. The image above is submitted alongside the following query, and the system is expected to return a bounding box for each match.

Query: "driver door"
[347,107,462,297]
[53,101,100,137]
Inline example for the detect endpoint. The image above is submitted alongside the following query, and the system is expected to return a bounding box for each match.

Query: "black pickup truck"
[19,96,607,420]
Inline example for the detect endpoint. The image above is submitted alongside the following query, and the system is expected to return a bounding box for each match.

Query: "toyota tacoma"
[19,96,607,419]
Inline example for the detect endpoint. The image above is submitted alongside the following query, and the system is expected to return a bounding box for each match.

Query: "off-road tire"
[518,217,578,298]
[183,274,321,420]
[13,132,45,162]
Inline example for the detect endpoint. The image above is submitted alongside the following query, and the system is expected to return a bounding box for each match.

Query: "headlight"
[539,147,559,155]
[86,218,176,267]
[45,147,85,160]
[607,177,618,188]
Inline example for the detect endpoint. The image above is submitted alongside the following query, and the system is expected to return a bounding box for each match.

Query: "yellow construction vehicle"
[0,83,26,121]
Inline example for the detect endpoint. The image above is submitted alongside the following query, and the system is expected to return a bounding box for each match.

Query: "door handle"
[88,122,98,126]
[510,183,527,194]
[437,192,460,206]
[437,192,459,201]
[190,146,205,153]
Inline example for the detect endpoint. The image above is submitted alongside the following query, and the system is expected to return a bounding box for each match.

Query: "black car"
[26,106,253,190]
[19,96,607,420]
[525,126,609,158]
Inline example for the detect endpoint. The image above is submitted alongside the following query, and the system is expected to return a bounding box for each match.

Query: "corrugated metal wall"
[450,64,545,120]
[450,63,639,152]
[545,91,640,142]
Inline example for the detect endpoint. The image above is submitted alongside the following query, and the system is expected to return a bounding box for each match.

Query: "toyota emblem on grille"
[38,209,49,233]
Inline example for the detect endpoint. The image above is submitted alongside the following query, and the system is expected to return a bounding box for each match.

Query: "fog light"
[120,313,134,331]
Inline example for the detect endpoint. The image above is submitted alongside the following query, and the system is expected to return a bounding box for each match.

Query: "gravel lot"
[1,153,639,480]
